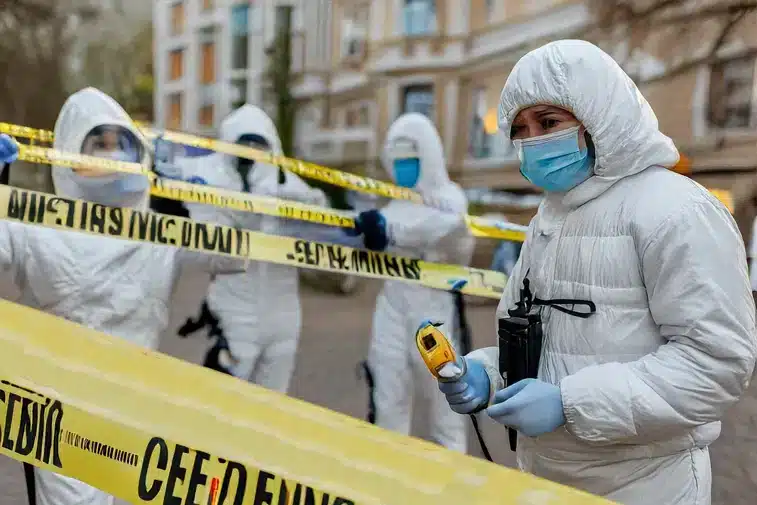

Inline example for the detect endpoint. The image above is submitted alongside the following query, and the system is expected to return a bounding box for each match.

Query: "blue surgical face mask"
[70,171,149,207]
[393,158,420,188]
[513,126,594,193]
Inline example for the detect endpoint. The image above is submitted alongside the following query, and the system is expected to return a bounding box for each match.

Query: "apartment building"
[292,0,592,226]
[152,0,331,136]
[153,0,757,241]
[290,0,757,237]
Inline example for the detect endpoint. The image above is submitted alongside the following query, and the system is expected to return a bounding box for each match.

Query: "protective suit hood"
[382,113,450,196]
[218,104,281,190]
[52,87,151,210]
[497,39,679,208]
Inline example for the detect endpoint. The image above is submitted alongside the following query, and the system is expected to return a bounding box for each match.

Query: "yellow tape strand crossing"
[0,184,507,299]
[141,126,738,227]
[0,297,614,504]
[0,122,529,243]
[17,142,358,229]
[138,125,528,242]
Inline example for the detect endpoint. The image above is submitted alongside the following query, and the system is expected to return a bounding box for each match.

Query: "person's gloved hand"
[0,134,19,164]
[485,378,565,437]
[438,355,491,415]
[348,209,388,251]
[153,160,183,179]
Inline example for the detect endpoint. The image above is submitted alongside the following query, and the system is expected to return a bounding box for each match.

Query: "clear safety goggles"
[81,125,144,164]
[236,133,272,153]
[386,137,420,163]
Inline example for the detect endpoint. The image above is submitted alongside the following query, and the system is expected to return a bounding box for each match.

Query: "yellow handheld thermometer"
[415,320,464,381]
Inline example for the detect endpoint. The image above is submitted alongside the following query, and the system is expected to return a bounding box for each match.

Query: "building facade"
[293,0,757,235]
[292,0,591,225]
[153,0,331,136]
[153,0,757,240]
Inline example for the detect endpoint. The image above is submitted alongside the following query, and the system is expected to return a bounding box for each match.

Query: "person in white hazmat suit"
[348,112,475,452]
[435,40,757,505]
[176,104,328,392]
[0,87,248,505]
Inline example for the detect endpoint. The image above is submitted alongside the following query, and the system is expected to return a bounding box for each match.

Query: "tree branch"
[644,47,757,84]
[709,8,751,58]
[650,1,757,29]
[643,5,754,83]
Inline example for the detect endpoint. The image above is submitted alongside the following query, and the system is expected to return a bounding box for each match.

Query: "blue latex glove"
[485,378,565,437]
[438,356,491,415]
[348,209,388,251]
[0,134,19,164]
[448,279,467,291]
[154,161,208,185]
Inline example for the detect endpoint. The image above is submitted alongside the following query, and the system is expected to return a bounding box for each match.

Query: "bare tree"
[587,1,757,82]
[79,21,154,120]
[0,0,100,128]
[0,0,101,190]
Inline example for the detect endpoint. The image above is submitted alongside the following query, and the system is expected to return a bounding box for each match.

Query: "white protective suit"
[467,40,757,505]
[183,104,327,392]
[749,216,757,290]
[0,87,247,505]
[368,113,475,452]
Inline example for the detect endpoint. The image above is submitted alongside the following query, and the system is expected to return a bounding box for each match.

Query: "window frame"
[168,49,184,81]
[170,1,184,36]
[401,83,435,119]
[402,0,437,37]
[167,93,183,130]
[200,41,216,84]
[468,87,490,159]
[198,104,214,127]
[231,3,250,70]
[707,54,757,130]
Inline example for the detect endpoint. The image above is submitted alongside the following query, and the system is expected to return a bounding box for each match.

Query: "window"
[170,2,184,36]
[199,104,214,127]
[341,4,369,59]
[345,103,371,127]
[167,93,183,129]
[485,0,494,17]
[231,79,247,109]
[468,87,490,158]
[200,42,215,84]
[402,84,434,119]
[709,55,756,129]
[250,1,263,32]
[231,4,249,69]
[403,0,436,36]
[169,49,184,81]
[198,26,216,41]
[468,87,510,159]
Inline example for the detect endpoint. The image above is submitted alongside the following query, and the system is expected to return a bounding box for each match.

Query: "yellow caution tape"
[137,125,528,242]
[0,122,529,242]
[17,142,356,228]
[0,184,507,299]
[0,297,615,505]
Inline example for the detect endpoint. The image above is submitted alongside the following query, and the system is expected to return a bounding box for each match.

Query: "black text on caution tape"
[0,380,64,469]
[64,430,140,467]
[138,437,357,505]
[6,189,252,257]
[287,240,421,280]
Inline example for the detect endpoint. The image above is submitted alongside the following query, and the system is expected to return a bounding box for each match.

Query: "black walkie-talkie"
[497,275,596,451]
[497,277,543,452]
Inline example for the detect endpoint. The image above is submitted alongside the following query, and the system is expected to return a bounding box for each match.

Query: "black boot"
[203,334,235,376]
[178,300,217,337]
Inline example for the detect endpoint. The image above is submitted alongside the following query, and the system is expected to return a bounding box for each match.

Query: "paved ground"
[0,271,755,504]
